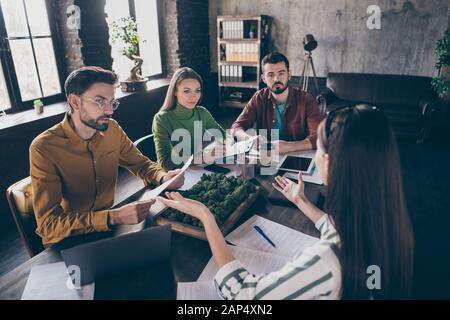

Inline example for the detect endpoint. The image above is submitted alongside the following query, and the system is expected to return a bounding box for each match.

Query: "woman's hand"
[157,192,211,221]
[159,192,235,268]
[272,172,307,207]
[273,172,325,224]
[162,169,185,189]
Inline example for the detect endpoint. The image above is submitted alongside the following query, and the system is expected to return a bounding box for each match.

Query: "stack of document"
[176,215,319,300]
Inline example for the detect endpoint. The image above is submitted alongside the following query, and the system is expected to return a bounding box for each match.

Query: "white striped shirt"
[214,214,342,300]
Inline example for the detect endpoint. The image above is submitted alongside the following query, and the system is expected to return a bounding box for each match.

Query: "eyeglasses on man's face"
[78,94,120,111]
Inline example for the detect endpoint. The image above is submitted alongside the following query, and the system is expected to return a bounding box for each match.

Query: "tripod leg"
[304,58,310,92]
[299,57,308,90]
[309,56,320,92]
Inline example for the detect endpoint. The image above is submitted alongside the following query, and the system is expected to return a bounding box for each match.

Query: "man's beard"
[269,82,288,95]
[81,115,110,131]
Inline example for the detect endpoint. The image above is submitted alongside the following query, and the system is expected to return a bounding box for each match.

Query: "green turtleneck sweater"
[152,103,225,170]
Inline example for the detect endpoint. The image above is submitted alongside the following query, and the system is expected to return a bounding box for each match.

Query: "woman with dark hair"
[152,67,225,170]
[159,104,414,299]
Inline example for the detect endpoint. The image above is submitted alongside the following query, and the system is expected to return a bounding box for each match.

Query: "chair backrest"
[133,134,157,161]
[6,177,44,257]
[326,73,434,106]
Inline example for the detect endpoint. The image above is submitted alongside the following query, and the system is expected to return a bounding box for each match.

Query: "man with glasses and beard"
[29,66,184,247]
[231,52,323,153]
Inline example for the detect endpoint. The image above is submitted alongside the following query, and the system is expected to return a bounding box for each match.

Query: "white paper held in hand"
[114,155,193,236]
[142,154,194,199]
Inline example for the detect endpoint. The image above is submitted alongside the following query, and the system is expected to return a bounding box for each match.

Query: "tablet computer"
[279,155,314,174]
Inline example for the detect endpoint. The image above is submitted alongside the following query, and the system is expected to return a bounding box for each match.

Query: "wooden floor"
[1,107,449,299]
[0,223,29,278]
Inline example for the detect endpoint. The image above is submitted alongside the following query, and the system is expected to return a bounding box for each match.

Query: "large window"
[0,0,63,112]
[105,0,163,81]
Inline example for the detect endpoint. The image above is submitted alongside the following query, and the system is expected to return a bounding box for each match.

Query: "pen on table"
[253,225,276,248]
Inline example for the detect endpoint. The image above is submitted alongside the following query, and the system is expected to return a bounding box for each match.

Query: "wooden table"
[0,164,323,300]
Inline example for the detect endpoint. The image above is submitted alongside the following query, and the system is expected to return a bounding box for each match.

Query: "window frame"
[109,0,165,80]
[0,0,66,113]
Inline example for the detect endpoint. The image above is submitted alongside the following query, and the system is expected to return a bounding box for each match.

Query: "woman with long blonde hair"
[152,67,225,170]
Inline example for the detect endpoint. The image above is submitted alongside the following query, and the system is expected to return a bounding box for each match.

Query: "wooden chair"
[6,177,44,257]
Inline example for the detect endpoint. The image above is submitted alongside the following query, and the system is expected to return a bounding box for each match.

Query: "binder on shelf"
[218,15,271,108]
[223,21,226,39]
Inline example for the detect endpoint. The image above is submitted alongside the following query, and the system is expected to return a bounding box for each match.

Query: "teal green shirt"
[152,103,225,170]
[275,102,286,140]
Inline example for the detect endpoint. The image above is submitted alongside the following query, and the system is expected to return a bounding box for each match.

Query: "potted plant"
[110,17,148,92]
[33,99,44,114]
[431,27,450,102]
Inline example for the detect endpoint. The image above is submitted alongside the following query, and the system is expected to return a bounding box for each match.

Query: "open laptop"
[61,224,171,286]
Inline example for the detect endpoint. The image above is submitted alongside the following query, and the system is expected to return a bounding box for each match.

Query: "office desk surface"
[0,165,322,300]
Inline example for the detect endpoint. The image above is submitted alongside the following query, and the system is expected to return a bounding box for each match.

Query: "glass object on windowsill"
[33,98,44,114]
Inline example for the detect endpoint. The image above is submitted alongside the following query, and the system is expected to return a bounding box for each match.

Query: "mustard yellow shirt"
[29,113,167,246]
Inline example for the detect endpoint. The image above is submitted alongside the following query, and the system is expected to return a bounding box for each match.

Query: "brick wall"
[54,0,83,73]
[76,0,112,69]
[177,0,210,79]
[56,0,210,80]
[55,0,112,75]
[162,0,210,78]
[162,0,180,77]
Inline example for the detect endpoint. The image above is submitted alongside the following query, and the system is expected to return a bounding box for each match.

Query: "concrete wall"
[209,0,450,77]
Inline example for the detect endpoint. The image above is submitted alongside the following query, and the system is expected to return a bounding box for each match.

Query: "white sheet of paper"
[141,155,194,200]
[114,155,194,236]
[225,215,319,259]
[225,135,258,157]
[282,164,323,185]
[21,262,95,300]
[177,281,222,300]
[197,245,289,282]
[114,161,223,236]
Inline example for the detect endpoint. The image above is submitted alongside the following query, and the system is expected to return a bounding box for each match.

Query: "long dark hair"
[160,67,203,111]
[319,104,414,299]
